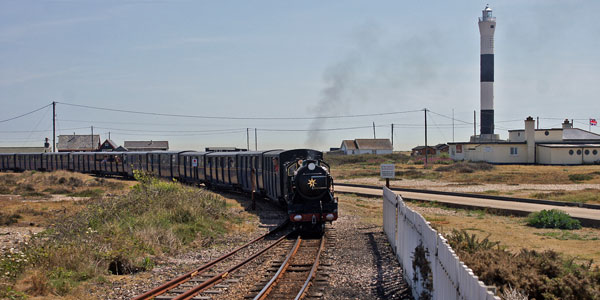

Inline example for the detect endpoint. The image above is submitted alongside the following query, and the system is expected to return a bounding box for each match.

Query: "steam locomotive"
[0,149,338,232]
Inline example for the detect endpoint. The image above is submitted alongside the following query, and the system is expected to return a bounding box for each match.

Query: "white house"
[449,117,600,165]
[340,139,393,155]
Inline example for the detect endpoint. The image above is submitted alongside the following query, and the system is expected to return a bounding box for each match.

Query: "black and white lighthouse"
[478,5,496,138]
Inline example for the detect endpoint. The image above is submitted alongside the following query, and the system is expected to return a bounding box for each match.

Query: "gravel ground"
[338,177,600,193]
[317,215,412,299]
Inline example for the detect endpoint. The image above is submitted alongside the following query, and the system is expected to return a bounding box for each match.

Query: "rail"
[133,220,289,300]
[254,236,302,300]
[383,187,500,300]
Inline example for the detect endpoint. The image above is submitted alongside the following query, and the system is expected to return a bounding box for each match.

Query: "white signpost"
[380,164,395,187]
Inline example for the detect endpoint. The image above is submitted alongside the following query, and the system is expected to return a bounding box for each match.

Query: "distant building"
[57,134,100,152]
[99,139,118,152]
[205,147,247,152]
[124,141,169,151]
[339,139,393,155]
[0,147,48,153]
[114,146,128,152]
[434,144,449,155]
[411,146,436,156]
[449,117,600,165]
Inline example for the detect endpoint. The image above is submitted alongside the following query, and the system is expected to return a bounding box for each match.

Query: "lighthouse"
[478,5,497,140]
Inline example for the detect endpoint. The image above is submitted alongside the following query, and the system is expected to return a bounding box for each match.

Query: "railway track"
[132,221,291,300]
[248,234,326,300]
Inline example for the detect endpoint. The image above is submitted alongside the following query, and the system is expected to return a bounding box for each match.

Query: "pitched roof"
[434,143,449,150]
[124,140,169,150]
[412,145,435,151]
[354,139,393,150]
[102,139,118,148]
[57,135,100,151]
[341,140,357,150]
[0,147,47,153]
[562,128,600,141]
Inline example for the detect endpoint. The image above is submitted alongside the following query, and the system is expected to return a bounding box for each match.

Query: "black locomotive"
[0,149,338,231]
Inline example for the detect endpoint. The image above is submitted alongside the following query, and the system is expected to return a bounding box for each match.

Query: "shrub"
[446,229,499,254]
[0,213,22,226]
[526,209,581,230]
[568,173,594,182]
[447,232,600,299]
[435,161,494,173]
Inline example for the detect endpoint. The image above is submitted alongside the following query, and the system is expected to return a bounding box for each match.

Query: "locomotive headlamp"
[293,215,303,222]
[326,214,335,221]
[308,162,316,170]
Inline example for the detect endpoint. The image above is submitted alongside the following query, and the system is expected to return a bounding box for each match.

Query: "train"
[0,149,338,232]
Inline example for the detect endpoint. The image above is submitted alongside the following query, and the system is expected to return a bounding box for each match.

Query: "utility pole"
[391,124,394,148]
[254,128,257,151]
[91,126,94,151]
[246,128,250,151]
[424,108,428,166]
[52,101,56,152]
[372,122,376,139]
[108,132,111,140]
[452,108,455,142]
[536,116,539,129]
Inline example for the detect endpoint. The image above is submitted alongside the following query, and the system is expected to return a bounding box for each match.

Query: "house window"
[577,149,582,155]
[510,147,518,156]
[585,149,590,155]
[569,150,574,155]
[594,150,598,155]
[544,131,549,136]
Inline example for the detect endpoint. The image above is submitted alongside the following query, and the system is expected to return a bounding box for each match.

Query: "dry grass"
[338,194,600,266]
[329,154,600,185]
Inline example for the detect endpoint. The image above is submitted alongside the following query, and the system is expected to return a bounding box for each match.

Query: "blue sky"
[1,0,599,151]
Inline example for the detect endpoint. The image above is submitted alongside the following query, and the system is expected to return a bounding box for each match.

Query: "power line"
[0,103,52,123]
[57,102,422,120]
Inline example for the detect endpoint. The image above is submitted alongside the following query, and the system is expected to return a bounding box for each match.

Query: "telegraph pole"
[372,122,376,139]
[254,128,257,151]
[246,128,250,151]
[452,108,455,142]
[391,124,394,148]
[424,108,428,166]
[91,126,94,151]
[52,101,56,152]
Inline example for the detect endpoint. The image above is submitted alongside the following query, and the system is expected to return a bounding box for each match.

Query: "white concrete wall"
[534,129,563,142]
[538,146,600,164]
[509,131,526,142]
[453,144,528,163]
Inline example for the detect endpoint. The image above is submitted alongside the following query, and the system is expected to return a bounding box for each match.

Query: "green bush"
[526,209,581,229]
[568,173,594,182]
[435,161,494,173]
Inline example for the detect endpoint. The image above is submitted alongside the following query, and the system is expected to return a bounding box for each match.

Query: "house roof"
[538,143,600,148]
[0,147,46,153]
[355,139,392,150]
[102,139,118,148]
[341,140,357,150]
[124,141,169,149]
[412,145,435,150]
[562,128,600,141]
[57,135,100,151]
[434,143,448,149]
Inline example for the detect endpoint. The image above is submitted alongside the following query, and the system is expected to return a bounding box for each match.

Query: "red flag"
[591,119,598,126]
